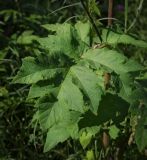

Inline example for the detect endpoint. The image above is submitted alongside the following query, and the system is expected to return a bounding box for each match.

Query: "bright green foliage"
[83,48,143,74]
[109,125,120,139]
[13,22,147,152]
[44,125,70,152]
[57,76,84,113]
[13,57,65,84]
[70,66,103,114]
[37,22,90,58]
[17,31,39,45]
[86,150,95,160]
[28,84,55,99]
[79,126,100,149]
[101,29,147,48]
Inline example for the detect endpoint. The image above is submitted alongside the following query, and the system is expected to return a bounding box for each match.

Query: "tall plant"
[13,0,147,158]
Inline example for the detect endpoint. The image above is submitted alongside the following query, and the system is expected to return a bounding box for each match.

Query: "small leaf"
[86,150,95,160]
[80,126,100,149]
[17,30,38,45]
[109,125,120,139]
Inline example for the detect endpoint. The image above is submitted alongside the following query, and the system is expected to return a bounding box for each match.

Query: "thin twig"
[65,15,80,22]
[47,2,81,16]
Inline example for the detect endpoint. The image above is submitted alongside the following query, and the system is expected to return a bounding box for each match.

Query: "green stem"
[127,0,144,32]
[80,0,102,43]
[124,0,128,33]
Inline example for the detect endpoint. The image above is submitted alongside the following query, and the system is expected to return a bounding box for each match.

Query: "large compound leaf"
[13,57,65,84]
[70,65,103,114]
[101,29,147,48]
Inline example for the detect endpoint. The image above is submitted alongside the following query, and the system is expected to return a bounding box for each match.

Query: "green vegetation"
[0,0,147,159]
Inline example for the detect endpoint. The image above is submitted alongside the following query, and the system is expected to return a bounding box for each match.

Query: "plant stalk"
[124,0,128,33]
[80,0,102,43]
[108,0,113,26]
[102,0,114,151]
[127,0,144,32]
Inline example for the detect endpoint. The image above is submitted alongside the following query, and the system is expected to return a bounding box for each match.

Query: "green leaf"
[101,29,147,48]
[28,84,55,99]
[13,57,65,84]
[37,100,71,130]
[75,21,91,46]
[0,87,8,97]
[70,65,103,114]
[79,126,100,149]
[130,88,147,105]
[17,30,38,45]
[109,125,120,139]
[44,125,70,152]
[135,108,147,151]
[86,150,95,160]
[83,48,143,74]
[58,76,85,113]
[137,72,147,80]
[118,73,134,102]
[38,23,81,58]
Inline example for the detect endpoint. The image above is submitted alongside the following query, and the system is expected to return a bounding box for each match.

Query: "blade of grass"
[127,0,144,32]
[124,0,128,33]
